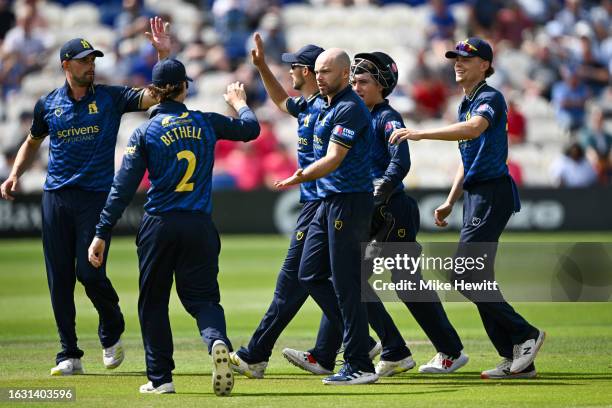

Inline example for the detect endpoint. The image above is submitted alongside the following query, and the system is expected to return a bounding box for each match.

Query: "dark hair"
[485,62,495,78]
[565,142,584,158]
[146,82,185,103]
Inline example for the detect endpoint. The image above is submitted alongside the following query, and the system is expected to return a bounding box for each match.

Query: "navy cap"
[152,58,193,86]
[281,44,325,68]
[445,38,493,62]
[60,38,104,62]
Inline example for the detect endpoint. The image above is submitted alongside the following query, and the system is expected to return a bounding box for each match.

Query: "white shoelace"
[429,352,448,366]
[512,344,521,360]
[496,358,513,370]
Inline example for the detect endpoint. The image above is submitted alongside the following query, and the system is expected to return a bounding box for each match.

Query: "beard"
[292,76,304,91]
[73,72,94,87]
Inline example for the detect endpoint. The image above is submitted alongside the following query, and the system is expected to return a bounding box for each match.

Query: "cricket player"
[390,38,545,379]
[88,59,260,395]
[276,48,377,385]
[228,35,330,377]
[0,17,170,376]
[229,35,382,379]
[288,51,469,377]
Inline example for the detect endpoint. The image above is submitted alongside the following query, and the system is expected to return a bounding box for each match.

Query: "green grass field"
[1,233,612,407]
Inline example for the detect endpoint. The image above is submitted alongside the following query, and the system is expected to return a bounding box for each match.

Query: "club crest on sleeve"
[334,220,343,231]
[471,217,481,226]
[296,231,304,241]
[397,228,406,238]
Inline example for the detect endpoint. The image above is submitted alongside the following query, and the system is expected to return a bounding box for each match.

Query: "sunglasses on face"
[291,63,310,70]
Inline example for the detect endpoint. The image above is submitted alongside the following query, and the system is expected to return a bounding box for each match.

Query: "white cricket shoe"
[229,352,267,379]
[139,381,175,394]
[375,355,416,377]
[211,340,233,396]
[50,358,84,376]
[481,358,537,379]
[337,341,382,360]
[511,330,545,373]
[103,339,124,369]
[368,341,382,360]
[418,351,469,374]
[322,363,378,385]
[282,348,333,375]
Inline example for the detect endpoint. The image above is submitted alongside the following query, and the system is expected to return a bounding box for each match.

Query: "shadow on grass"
[179,389,459,397]
[537,372,612,381]
[82,370,612,384]
[83,371,145,377]
[381,380,577,386]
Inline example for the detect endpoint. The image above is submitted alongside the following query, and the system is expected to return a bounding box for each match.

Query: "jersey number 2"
[175,150,196,192]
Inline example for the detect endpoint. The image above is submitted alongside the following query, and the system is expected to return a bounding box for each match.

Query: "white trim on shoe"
[375,355,416,377]
[50,358,84,376]
[139,381,175,394]
[103,339,124,369]
[322,368,379,385]
[418,351,469,374]
[228,352,267,379]
[282,348,333,375]
[481,358,537,379]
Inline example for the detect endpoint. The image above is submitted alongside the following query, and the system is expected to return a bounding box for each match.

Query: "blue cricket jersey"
[285,92,325,202]
[30,82,144,192]
[312,86,373,197]
[95,100,260,240]
[370,100,410,195]
[457,81,510,188]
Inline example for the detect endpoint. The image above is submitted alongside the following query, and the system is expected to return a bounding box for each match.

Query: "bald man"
[275,49,377,385]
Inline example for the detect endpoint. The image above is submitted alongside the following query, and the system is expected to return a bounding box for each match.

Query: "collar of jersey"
[324,85,352,108]
[306,91,321,103]
[150,100,188,118]
[371,99,390,113]
[465,80,487,101]
[61,81,95,101]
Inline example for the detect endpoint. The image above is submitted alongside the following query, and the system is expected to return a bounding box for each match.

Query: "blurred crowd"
[0,0,610,191]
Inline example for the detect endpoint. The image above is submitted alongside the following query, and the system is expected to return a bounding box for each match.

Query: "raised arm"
[207,82,260,142]
[140,16,172,109]
[251,32,290,113]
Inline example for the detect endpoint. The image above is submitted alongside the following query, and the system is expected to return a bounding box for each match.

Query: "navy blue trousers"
[460,176,536,358]
[42,189,124,364]
[235,201,319,363]
[313,192,464,363]
[298,193,374,372]
[136,212,232,387]
[236,200,377,367]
